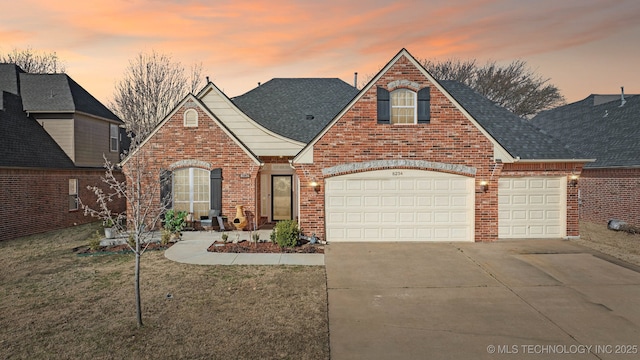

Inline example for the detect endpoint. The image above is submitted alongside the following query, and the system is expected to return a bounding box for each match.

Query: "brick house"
[533,92,640,226]
[128,49,592,242]
[0,64,125,242]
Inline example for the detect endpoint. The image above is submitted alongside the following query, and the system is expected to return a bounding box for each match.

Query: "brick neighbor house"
[126,49,593,242]
[0,64,125,242]
[532,92,640,227]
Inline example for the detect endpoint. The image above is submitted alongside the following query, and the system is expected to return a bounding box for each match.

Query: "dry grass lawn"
[0,223,329,359]
[575,221,640,267]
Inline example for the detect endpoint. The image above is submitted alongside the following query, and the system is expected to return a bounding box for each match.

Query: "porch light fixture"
[310,181,320,193]
[569,174,579,187]
[479,180,489,193]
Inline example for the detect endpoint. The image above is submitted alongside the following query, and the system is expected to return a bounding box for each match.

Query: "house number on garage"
[392,171,404,176]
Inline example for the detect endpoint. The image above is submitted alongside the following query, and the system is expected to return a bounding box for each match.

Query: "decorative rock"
[608,219,627,231]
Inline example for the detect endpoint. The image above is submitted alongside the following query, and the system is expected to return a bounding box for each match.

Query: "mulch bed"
[73,242,173,255]
[207,240,324,254]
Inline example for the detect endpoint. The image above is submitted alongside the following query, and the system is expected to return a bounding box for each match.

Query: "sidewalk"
[164,230,324,266]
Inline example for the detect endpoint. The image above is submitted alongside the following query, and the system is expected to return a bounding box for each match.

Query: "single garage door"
[498,177,566,238]
[325,169,474,242]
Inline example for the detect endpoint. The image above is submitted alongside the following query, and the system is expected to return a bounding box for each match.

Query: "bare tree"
[0,47,66,73]
[111,51,204,138]
[81,134,168,328]
[420,58,565,117]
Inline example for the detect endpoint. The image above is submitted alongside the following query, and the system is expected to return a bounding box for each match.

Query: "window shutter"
[417,87,431,123]
[377,87,390,124]
[160,169,172,208]
[210,168,222,214]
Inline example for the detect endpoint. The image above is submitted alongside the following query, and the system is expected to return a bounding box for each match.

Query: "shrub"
[161,229,172,245]
[274,220,300,248]
[164,210,187,233]
[88,231,102,251]
[221,233,229,243]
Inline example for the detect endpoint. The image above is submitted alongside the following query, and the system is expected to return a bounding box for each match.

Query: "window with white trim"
[184,109,198,127]
[391,89,417,124]
[173,168,210,219]
[69,179,78,211]
[110,124,119,152]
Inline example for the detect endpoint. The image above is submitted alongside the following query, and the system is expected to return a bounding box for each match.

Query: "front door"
[272,175,292,221]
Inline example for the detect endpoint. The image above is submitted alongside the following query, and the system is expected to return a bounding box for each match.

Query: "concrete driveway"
[325,240,640,359]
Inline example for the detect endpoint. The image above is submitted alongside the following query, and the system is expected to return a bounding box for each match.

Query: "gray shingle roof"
[532,94,640,168]
[232,78,358,142]
[440,80,585,161]
[19,73,122,123]
[0,90,75,168]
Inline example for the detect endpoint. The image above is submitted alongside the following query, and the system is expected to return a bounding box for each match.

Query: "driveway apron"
[325,240,640,360]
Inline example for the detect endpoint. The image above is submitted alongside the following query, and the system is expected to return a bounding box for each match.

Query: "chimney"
[620,86,626,107]
[206,76,210,83]
[258,82,261,87]
[354,72,358,89]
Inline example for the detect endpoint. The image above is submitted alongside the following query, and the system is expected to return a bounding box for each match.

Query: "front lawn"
[0,223,329,359]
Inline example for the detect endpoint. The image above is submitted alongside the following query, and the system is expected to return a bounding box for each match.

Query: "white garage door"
[498,177,566,238]
[325,169,474,242]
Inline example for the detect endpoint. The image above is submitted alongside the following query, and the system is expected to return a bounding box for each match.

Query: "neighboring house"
[532,93,640,226]
[0,64,125,241]
[126,49,592,242]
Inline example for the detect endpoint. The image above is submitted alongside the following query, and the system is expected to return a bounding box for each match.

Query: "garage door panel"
[498,177,566,239]
[325,169,474,242]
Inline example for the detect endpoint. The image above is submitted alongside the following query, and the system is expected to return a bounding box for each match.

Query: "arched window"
[184,109,198,127]
[173,168,210,218]
[391,89,417,124]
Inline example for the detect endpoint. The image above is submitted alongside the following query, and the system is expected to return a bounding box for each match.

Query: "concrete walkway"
[164,230,324,266]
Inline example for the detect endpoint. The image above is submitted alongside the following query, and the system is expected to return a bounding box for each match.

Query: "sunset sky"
[1,0,639,105]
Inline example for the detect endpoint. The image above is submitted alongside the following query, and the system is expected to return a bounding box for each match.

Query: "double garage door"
[324,170,566,242]
[325,170,475,242]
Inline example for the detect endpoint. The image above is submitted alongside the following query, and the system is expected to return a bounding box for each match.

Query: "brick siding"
[0,168,125,242]
[125,102,260,228]
[579,168,640,226]
[294,56,584,242]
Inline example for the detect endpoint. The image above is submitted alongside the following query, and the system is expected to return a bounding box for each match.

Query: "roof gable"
[122,92,261,166]
[533,94,640,168]
[294,49,589,164]
[196,81,305,156]
[232,78,358,142]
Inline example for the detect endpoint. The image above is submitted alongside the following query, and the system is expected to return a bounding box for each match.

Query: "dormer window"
[184,109,198,127]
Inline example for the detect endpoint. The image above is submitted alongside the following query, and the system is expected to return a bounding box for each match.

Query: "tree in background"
[111,51,204,138]
[420,58,565,117]
[0,47,66,73]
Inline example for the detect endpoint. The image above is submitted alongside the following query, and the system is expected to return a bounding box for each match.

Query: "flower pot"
[104,227,115,239]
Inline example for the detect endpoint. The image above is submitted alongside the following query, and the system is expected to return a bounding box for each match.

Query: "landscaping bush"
[164,210,187,233]
[273,220,300,248]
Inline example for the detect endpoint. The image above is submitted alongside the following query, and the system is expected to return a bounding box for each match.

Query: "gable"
[197,83,304,156]
[294,49,512,164]
[122,94,261,166]
[294,49,590,165]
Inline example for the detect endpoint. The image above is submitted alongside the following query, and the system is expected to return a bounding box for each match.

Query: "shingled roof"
[0,90,75,169]
[19,73,121,123]
[232,78,358,142]
[532,94,640,168]
[439,80,586,161]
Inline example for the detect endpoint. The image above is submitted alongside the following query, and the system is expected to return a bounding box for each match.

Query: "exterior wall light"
[479,180,489,193]
[310,181,320,193]
[569,174,579,187]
